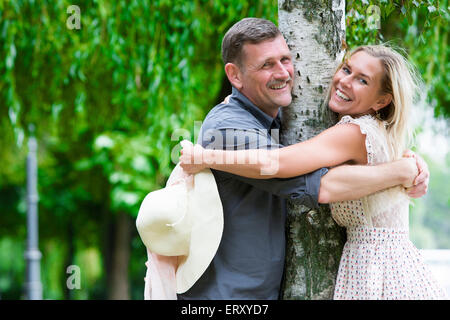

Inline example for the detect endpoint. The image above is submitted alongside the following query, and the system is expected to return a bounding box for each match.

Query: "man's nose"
[274,61,290,79]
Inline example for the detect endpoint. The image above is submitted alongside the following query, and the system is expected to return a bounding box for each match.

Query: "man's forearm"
[318,160,412,203]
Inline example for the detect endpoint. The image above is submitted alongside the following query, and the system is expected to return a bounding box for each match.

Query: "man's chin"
[277,97,292,107]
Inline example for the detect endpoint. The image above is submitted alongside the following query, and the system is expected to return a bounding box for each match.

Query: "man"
[178,18,428,300]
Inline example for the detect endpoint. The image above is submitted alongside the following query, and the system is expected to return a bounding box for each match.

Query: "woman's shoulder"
[337,114,391,164]
[338,114,379,125]
[337,114,385,135]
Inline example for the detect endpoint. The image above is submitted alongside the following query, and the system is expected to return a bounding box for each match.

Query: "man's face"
[238,35,294,117]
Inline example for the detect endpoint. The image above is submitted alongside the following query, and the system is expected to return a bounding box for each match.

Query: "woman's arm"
[179,123,367,178]
[318,158,418,203]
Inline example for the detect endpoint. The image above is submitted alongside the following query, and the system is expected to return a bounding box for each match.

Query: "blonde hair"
[322,44,423,159]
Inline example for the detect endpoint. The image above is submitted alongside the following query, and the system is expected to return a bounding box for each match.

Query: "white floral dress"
[330,115,448,300]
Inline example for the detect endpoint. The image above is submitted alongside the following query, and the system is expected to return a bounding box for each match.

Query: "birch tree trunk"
[278,0,347,300]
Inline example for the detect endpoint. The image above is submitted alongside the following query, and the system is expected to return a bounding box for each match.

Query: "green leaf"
[5,43,16,69]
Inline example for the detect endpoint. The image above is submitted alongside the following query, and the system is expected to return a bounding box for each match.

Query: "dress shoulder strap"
[337,115,390,165]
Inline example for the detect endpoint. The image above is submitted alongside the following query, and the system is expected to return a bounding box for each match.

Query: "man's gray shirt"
[178,87,328,300]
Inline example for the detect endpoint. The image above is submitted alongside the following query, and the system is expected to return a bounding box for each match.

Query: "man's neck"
[233,88,280,119]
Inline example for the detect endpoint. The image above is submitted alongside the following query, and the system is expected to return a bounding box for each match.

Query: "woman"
[179,45,447,300]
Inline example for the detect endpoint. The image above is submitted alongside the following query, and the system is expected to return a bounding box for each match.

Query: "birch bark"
[278,0,347,300]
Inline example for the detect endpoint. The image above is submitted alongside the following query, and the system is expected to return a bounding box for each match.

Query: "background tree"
[278,0,347,300]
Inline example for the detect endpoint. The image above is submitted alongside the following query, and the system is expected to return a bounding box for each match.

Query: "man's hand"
[179,140,207,174]
[166,163,194,189]
[402,150,430,198]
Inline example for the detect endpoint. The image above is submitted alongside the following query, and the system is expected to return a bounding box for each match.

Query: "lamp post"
[25,127,42,300]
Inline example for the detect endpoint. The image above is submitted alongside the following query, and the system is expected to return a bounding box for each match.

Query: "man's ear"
[373,93,392,111]
[224,63,243,89]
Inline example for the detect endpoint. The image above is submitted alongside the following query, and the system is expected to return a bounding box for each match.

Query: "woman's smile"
[328,51,390,118]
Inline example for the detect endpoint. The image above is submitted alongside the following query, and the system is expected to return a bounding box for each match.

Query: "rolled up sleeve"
[200,125,329,209]
[226,167,328,209]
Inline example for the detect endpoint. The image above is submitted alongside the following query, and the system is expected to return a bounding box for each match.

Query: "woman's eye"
[342,67,350,74]
[359,78,368,85]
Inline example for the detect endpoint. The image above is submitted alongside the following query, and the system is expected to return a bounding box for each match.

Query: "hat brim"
[175,169,223,294]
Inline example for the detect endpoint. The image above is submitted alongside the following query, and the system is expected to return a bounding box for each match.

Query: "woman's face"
[328,51,391,117]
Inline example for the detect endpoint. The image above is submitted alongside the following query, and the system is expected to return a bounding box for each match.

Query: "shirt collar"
[230,86,281,130]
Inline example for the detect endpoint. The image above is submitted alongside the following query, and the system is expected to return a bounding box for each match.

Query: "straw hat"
[136,168,223,294]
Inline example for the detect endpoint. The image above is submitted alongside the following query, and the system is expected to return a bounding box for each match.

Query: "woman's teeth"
[336,89,351,101]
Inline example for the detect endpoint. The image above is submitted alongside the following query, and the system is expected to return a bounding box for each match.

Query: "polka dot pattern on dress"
[330,115,448,300]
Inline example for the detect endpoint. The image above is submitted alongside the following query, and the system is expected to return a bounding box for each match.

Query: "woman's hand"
[398,156,419,188]
[402,150,430,198]
[222,94,231,104]
[179,140,207,174]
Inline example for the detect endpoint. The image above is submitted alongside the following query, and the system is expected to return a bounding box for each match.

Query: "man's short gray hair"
[221,18,281,67]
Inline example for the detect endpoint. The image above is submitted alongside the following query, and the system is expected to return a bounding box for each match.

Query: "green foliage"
[410,154,450,249]
[399,0,449,118]
[0,0,447,300]
[0,238,25,299]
